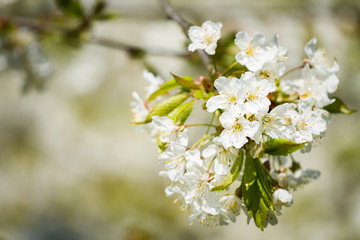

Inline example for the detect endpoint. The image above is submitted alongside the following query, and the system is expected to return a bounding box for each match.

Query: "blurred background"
[0,0,360,239]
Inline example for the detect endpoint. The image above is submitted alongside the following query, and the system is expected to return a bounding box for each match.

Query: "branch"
[1,15,188,58]
[0,15,66,33]
[159,0,191,34]
[91,36,188,58]
[158,0,213,72]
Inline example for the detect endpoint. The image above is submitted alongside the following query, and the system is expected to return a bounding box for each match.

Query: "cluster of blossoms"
[131,21,354,229]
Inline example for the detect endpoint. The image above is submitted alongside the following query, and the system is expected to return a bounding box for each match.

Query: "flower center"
[296,121,308,130]
[224,199,239,213]
[204,35,213,43]
[246,48,253,56]
[232,121,243,133]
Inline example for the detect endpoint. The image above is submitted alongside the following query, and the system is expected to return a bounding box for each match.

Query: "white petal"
[235,31,250,49]
[304,37,317,58]
[251,33,266,46]
[206,95,230,112]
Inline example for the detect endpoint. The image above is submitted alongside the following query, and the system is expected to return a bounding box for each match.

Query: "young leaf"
[157,137,167,153]
[264,138,305,156]
[211,150,244,192]
[145,93,188,122]
[241,154,275,230]
[147,80,180,102]
[171,73,200,90]
[193,86,208,100]
[168,99,195,125]
[55,0,84,17]
[324,97,356,114]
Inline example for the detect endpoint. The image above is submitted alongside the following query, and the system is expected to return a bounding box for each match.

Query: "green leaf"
[56,0,84,17]
[145,93,188,122]
[168,100,195,125]
[324,97,356,114]
[147,80,180,102]
[243,153,257,189]
[264,138,305,156]
[211,150,244,192]
[157,137,167,153]
[241,154,275,230]
[171,73,200,90]
[193,86,208,100]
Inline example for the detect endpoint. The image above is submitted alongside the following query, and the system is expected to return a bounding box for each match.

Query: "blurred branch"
[0,15,65,33]
[159,0,213,72]
[159,0,191,34]
[90,36,188,58]
[0,15,188,58]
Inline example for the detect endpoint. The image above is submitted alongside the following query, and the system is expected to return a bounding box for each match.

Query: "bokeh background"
[0,0,360,239]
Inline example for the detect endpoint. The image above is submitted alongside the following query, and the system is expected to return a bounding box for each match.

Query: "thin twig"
[279,63,305,80]
[0,15,66,33]
[183,123,218,128]
[159,0,191,34]
[1,15,188,58]
[91,36,188,57]
[158,0,213,72]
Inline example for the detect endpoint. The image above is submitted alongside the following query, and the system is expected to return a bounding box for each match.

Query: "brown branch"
[159,0,191,34]
[91,36,188,58]
[1,15,188,58]
[158,0,213,72]
[279,63,306,80]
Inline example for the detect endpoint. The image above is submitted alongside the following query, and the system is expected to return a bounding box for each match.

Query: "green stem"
[279,63,305,80]
[183,123,218,128]
[212,56,218,73]
[222,60,238,76]
[206,156,216,173]
[205,113,216,135]
[190,133,217,150]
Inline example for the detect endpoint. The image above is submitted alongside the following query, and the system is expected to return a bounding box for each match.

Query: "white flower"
[263,209,278,227]
[181,168,219,215]
[158,143,187,182]
[280,64,336,108]
[185,149,205,170]
[206,72,274,115]
[218,108,260,149]
[260,103,297,140]
[288,99,327,143]
[206,76,243,112]
[217,195,242,225]
[203,143,238,177]
[151,116,188,146]
[143,70,164,97]
[255,34,288,81]
[165,184,188,211]
[304,37,339,74]
[273,189,293,208]
[188,194,242,226]
[271,166,321,190]
[235,31,271,71]
[130,91,148,123]
[238,72,276,114]
[272,188,293,217]
[270,33,288,66]
[188,210,220,226]
[188,20,222,55]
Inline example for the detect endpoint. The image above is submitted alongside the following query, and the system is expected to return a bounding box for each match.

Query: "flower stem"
[222,60,238,76]
[183,123,218,128]
[206,156,216,173]
[279,63,305,80]
[190,133,217,150]
[205,113,216,135]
